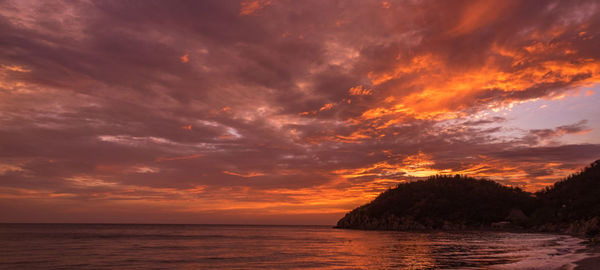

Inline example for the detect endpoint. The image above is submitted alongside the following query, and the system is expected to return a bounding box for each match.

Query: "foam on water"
[491,235,591,270]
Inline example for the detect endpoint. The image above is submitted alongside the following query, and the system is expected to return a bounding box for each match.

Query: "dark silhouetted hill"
[336,160,600,235]
[532,160,600,235]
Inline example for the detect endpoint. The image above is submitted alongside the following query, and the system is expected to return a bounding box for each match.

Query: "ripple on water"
[0,224,592,269]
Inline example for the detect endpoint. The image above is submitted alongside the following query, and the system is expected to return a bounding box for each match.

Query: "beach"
[575,246,600,270]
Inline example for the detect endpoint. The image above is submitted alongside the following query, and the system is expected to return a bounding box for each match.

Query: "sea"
[0,223,593,269]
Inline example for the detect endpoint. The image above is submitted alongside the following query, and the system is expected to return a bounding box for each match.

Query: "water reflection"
[0,224,588,269]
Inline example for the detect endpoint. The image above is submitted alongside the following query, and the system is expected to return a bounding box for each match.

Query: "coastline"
[575,246,600,270]
[335,226,600,269]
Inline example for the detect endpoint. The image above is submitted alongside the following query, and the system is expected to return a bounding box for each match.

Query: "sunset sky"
[1,0,599,225]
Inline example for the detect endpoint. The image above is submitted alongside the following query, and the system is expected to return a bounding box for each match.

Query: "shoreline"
[574,246,600,270]
[335,226,600,269]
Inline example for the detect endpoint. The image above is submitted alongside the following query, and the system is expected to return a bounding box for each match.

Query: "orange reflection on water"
[333,229,436,269]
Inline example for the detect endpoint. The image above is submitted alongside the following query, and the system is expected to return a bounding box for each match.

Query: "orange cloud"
[240,0,271,15]
[180,54,189,63]
[299,111,314,116]
[0,64,31,92]
[2,65,31,72]
[348,85,373,96]
[319,103,334,111]
[223,170,265,178]
[362,41,600,122]
[334,130,371,143]
[0,163,24,175]
[333,152,449,179]
[2,0,599,225]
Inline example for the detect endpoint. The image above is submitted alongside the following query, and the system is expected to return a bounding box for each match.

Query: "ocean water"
[0,224,591,269]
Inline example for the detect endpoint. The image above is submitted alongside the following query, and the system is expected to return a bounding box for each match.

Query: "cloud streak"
[0,0,599,224]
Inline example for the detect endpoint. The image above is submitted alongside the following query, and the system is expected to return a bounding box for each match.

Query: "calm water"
[0,224,591,269]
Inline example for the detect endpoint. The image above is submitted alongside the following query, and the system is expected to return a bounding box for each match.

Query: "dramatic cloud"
[0,0,599,224]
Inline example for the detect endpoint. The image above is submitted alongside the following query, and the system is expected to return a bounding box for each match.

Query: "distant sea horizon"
[1,223,594,269]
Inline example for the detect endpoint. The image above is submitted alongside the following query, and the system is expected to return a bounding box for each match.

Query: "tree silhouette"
[337,160,600,235]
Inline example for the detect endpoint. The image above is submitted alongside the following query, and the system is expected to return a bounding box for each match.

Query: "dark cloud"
[529,120,591,141]
[0,0,599,224]
[463,117,507,126]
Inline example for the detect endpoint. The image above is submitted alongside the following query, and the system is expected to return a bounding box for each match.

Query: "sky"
[0,0,599,225]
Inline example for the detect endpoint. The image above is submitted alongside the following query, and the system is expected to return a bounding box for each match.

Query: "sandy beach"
[575,246,600,270]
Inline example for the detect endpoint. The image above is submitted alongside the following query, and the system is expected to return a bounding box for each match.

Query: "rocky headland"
[336,160,600,237]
